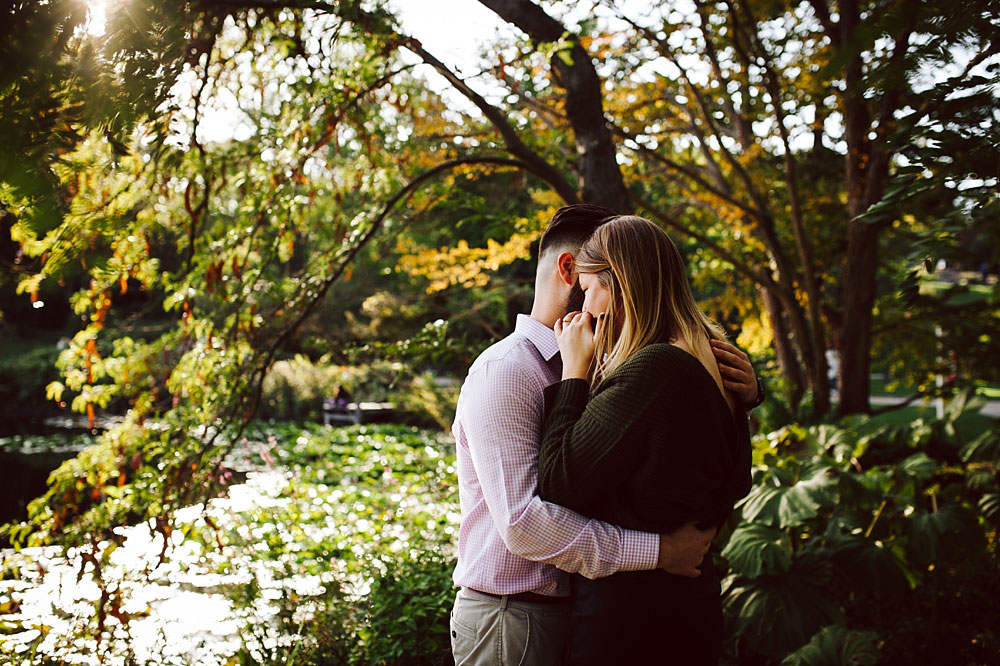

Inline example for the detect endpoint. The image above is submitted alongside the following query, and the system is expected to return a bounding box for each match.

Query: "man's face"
[564,277,585,314]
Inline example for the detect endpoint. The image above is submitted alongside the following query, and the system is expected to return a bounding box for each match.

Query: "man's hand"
[710,339,758,406]
[657,522,716,578]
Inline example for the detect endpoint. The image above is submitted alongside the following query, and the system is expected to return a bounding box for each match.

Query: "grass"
[923,279,996,295]
[920,278,997,308]
[870,376,1000,400]
[870,376,918,396]
[867,405,939,427]
[866,404,996,441]
[976,382,1000,399]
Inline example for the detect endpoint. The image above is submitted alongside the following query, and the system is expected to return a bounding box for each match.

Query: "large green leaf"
[908,504,984,567]
[898,452,936,482]
[836,467,892,508]
[959,429,1000,463]
[739,464,839,528]
[722,523,794,579]
[944,388,986,423]
[810,424,862,466]
[965,466,997,491]
[780,624,880,666]
[723,562,844,658]
[821,528,915,596]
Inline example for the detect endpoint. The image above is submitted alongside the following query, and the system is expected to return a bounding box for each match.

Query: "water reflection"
[1,472,286,664]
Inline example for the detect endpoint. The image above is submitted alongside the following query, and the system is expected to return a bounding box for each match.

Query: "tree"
[397,0,999,415]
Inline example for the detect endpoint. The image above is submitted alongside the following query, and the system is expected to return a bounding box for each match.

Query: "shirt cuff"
[618,529,660,571]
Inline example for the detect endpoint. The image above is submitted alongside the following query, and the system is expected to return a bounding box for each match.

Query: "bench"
[322,401,395,426]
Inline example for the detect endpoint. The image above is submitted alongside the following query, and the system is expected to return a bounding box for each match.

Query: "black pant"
[567,563,722,665]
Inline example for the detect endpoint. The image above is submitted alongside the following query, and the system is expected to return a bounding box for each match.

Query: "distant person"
[449,205,761,665]
[537,216,754,665]
[330,384,352,408]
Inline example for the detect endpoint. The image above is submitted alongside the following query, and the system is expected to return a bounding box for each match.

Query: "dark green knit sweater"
[538,343,752,533]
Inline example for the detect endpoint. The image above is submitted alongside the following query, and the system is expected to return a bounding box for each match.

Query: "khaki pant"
[450,588,571,666]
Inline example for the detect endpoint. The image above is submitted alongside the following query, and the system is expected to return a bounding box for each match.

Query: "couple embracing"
[449,205,759,665]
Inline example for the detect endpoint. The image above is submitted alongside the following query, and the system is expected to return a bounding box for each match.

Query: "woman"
[537,215,752,665]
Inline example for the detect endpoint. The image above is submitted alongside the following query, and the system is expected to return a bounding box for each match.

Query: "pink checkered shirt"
[451,314,659,597]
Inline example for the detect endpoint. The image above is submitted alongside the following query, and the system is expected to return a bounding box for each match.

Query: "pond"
[0,423,459,665]
[0,432,95,547]
[1,471,296,664]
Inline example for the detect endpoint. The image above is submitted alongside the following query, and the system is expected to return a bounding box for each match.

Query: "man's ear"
[556,251,576,287]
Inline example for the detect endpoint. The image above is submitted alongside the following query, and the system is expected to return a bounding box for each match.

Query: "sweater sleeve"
[537,348,686,514]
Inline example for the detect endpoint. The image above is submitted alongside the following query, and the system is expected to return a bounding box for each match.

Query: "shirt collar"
[515,314,560,361]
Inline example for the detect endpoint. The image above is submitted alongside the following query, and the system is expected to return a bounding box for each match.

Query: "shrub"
[259,356,460,429]
[393,373,460,431]
[720,390,999,662]
[210,423,459,666]
[355,554,456,666]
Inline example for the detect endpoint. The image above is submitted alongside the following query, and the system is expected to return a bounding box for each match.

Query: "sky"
[389,0,517,112]
[390,0,512,73]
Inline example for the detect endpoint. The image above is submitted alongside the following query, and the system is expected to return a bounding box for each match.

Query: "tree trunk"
[761,284,806,407]
[838,222,879,414]
[478,0,631,212]
[836,0,874,415]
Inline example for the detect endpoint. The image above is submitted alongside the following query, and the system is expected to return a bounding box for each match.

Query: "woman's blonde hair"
[576,215,726,386]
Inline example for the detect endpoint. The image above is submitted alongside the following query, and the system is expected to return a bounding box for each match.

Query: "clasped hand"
[554,311,604,380]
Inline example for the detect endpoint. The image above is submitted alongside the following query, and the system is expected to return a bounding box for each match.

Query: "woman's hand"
[554,311,602,380]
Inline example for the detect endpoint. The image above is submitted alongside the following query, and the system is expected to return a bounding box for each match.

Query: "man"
[450,205,761,665]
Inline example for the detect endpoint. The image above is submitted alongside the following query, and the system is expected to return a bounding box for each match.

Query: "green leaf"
[959,429,1000,463]
[811,424,860,465]
[780,624,880,666]
[979,493,1000,520]
[899,452,936,482]
[908,504,983,566]
[944,388,986,422]
[722,523,794,579]
[822,529,914,596]
[723,563,844,658]
[739,464,839,528]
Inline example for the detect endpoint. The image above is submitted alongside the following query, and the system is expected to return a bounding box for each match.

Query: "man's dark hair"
[538,204,617,258]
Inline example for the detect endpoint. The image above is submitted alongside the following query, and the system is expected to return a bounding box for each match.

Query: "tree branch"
[630,192,774,288]
[198,0,335,11]
[869,377,957,415]
[477,0,630,211]
[694,0,753,150]
[739,0,829,409]
[862,22,915,211]
[807,0,840,47]
[612,123,765,221]
[242,156,534,420]
[403,39,580,205]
